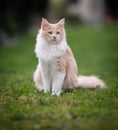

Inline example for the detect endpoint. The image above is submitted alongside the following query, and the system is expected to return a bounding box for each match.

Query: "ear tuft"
[57,18,65,27]
[41,18,49,30]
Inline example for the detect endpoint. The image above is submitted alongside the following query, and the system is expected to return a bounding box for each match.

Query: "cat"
[33,18,106,96]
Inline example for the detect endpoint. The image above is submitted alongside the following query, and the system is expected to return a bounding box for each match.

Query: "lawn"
[0,24,118,130]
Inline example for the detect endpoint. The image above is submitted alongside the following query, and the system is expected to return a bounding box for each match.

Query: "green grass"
[0,24,118,130]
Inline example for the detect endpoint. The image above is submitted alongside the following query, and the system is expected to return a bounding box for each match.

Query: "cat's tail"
[77,75,106,89]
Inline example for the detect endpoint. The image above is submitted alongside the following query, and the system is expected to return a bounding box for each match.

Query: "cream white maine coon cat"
[33,18,106,96]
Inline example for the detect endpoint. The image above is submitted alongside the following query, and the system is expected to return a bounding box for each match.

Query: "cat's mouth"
[51,39,59,44]
[52,39,56,41]
[52,38,57,42]
[52,37,57,42]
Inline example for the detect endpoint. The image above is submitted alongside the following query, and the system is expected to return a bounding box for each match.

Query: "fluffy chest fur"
[35,33,67,61]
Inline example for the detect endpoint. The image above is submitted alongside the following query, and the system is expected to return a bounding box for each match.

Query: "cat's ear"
[57,18,65,28]
[41,18,49,30]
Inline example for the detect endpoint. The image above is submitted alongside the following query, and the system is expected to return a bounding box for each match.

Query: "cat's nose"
[53,37,56,40]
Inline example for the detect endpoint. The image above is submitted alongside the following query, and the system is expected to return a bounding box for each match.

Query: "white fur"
[78,75,106,88]
[52,73,65,96]
[33,64,43,91]
[35,29,67,61]
[34,29,67,96]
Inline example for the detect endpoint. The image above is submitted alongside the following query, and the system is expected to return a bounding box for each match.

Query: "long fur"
[33,18,106,96]
[78,75,105,88]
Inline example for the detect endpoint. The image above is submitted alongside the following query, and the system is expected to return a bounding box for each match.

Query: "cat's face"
[41,18,65,44]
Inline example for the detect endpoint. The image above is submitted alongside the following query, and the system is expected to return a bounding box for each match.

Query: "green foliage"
[0,24,118,130]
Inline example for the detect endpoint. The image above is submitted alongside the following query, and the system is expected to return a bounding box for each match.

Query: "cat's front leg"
[40,61,51,93]
[52,73,65,96]
[41,72,51,93]
[43,78,51,93]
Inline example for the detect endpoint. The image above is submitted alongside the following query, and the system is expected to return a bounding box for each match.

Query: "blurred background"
[0,0,118,46]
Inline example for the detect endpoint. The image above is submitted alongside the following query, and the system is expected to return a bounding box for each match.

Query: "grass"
[0,24,118,130]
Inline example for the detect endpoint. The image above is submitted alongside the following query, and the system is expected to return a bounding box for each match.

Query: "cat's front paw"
[36,85,44,91]
[44,89,50,93]
[52,90,61,96]
[52,93,60,97]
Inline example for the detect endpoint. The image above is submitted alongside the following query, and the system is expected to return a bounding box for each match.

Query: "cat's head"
[40,18,65,44]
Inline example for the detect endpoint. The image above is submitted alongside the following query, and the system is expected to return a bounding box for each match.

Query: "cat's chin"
[47,40,60,44]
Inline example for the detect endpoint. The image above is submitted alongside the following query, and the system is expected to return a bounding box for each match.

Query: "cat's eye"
[56,31,60,34]
[48,31,53,34]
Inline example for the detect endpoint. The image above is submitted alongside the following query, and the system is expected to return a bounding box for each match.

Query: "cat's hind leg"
[33,66,43,91]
